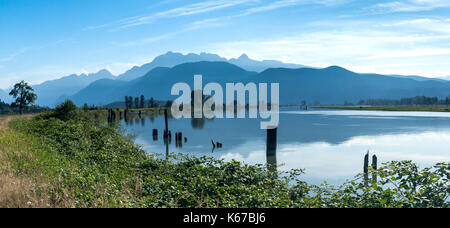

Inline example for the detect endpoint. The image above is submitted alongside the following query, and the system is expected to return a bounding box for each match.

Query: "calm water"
[122,108,450,185]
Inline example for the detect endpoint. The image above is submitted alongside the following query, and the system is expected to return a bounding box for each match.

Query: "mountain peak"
[238,54,250,60]
[323,65,352,74]
[90,69,113,77]
[97,69,111,74]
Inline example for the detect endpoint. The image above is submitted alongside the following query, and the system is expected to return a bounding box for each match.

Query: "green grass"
[0,111,448,208]
[315,105,450,112]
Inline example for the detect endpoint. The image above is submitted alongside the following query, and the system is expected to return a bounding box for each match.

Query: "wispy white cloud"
[112,0,350,46]
[0,47,31,63]
[242,0,347,15]
[120,34,174,47]
[87,0,349,31]
[86,0,256,30]
[361,48,450,60]
[115,16,231,47]
[243,0,307,14]
[374,0,450,13]
[208,26,450,77]
[377,18,450,34]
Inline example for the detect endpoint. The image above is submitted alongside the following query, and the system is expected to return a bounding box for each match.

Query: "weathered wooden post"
[163,109,169,140]
[175,132,183,148]
[165,139,169,160]
[164,109,170,160]
[211,140,216,150]
[364,151,369,186]
[266,127,277,157]
[372,154,378,183]
[153,129,158,141]
[266,127,277,173]
[111,109,116,121]
[107,109,112,123]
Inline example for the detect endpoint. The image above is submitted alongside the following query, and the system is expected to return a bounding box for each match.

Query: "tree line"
[357,96,450,106]
[124,95,172,109]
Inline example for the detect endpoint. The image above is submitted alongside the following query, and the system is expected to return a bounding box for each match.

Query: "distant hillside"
[251,66,450,104]
[33,69,114,107]
[391,75,450,83]
[70,62,450,106]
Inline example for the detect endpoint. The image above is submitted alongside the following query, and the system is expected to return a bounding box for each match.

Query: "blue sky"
[1,0,450,89]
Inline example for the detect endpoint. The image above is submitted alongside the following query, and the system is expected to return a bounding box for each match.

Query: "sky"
[1,0,450,89]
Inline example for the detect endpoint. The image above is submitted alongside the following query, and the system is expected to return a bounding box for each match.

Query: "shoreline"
[312,105,450,112]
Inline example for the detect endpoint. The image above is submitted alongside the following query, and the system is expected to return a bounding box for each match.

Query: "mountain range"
[29,52,305,107]
[70,61,450,106]
[116,52,304,81]
[33,69,114,107]
[18,51,450,107]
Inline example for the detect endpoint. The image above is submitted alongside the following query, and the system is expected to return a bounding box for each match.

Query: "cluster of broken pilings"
[107,109,117,123]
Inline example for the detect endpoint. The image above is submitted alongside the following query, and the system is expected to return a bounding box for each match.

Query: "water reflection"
[221,131,450,184]
[191,117,206,129]
[124,108,450,185]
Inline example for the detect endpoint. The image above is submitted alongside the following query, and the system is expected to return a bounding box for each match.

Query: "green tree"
[128,96,133,109]
[166,100,172,108]
[124,96,129,109]
[9,80,37,114]
[140,95,145,108]
[83,103,89,112]
[134,97,139,109]
[148,97,156,108]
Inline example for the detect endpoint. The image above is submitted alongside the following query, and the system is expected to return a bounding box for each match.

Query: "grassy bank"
[0,109,449,208]
[315,105,450,112]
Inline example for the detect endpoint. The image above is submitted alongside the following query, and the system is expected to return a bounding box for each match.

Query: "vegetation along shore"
[0,100,448,208]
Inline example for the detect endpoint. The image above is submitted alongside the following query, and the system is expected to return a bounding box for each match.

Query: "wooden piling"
[211,140,216,149]
[164,109,169,139]
[111,109,116,121]
[363,152,369,174]
[153,129,158,141]
[372,155,377,170]
[164,109,168,131]
[364,151,369,186]
[266,127,277,157]
[372,154,378,183]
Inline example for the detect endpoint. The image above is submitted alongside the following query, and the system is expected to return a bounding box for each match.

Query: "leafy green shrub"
[52,100,79,121]
[37,100,83,121]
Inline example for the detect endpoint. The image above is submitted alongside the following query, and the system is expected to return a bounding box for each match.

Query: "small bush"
[53,100,78,121]
[38,100,81,121]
